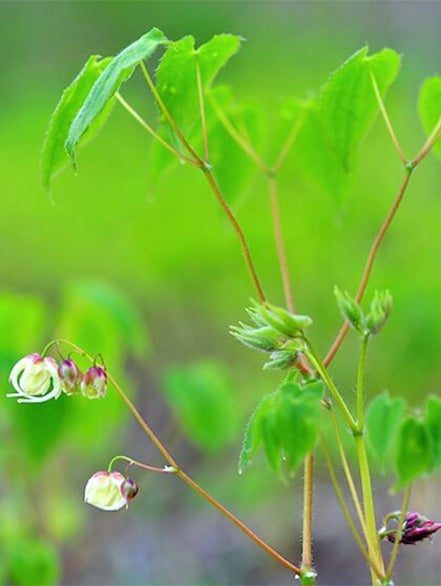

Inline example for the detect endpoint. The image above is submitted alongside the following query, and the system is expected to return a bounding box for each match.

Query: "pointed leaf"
[41,55,110,190]
[156,34,242,137]
[418,76,441,160]
[395,416,432,489]
[365,390,405,468]
[65,28,167,167]
[321,47,400,171]
[424,394,441,470]
[161,361,240,452]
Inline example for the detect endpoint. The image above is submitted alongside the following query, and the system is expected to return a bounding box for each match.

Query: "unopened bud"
[379,511,441,545]
[81,366,107,399]
[248,302,312,338]
[334,286,364,333]
[58,359,82,395]
[364,290,393,335]
[120,478,139,504]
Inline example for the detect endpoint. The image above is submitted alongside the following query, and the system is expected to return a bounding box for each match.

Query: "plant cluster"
[8,27,441,585]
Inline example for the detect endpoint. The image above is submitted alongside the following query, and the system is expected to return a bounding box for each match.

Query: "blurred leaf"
[295,99,350,200]
[8,538,60,586]
[395,416,432,489]
[365,390,405,468]
[321,47,400,171]
[418,76,441,160]
[41,55,110,191]
[56,279,150,364]
[238,392,274,474]
[424,394,441,471]
[161,361,240,452]
[65,28,167,167]
[156,34,242,138]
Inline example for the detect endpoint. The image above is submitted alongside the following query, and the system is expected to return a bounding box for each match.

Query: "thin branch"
[203,169,267,303]
[115,93,199,167]
[209,94,268,173]
[321,435,384,580]
[323,167,414,366]
[272,113,305,174]
[385,484,412,579]
[268,175,295,313]
[195,57,209,162]
[411,114,441,167]
[139,61,202,164]
[329,409,369,541]
[369,68,407,165]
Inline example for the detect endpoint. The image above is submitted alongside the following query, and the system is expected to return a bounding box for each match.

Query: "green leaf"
[161,361,240,452]
[395,416,432,489]
[238,393,273,474]
[321,47,400,171]
[156,34,242,137]
[424,394,441,470]
[41,55,111,191]
[418,76,441,159]
[65,28,167,167]
[294,99,350,200]
[365,390,405,468]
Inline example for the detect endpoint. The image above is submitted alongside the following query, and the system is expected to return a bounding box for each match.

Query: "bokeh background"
[2,1,441,584]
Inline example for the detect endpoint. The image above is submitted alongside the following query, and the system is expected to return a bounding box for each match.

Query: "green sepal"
[334,286,364,332]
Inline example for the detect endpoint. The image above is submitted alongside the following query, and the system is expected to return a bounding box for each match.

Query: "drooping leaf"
[238,393,274,474]
[294,99,350,200]
[65,28,167,167]
[321,47,400,171]
[365,390,405,468]
[41,55,111,191]
[424,394,441,470]
[395,416,432,489]
[156,34,242,138]
[161,361,240,452]
[418,76,441,160]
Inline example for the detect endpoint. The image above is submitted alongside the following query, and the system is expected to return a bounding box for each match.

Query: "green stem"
[329,409,368,541]
[195,57,209,163]
[301,453,314,572]
[357,335,370,429]
[321,435,384,581]
[355,435,385,584]
[303,336,357,431]
[107,455,176,475]
[411,113,441,167]
[385,484,412,580]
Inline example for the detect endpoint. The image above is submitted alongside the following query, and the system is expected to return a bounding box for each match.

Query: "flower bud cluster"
[7,354,107,404]
[230,302,311,371]
[379,511,441,545]
[334,287,393,336]
[84,471,139,511]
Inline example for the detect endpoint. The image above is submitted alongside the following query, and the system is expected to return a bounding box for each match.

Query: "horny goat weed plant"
[9,27,441,585]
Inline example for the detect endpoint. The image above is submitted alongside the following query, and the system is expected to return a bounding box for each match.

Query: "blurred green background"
[2,1,441,584]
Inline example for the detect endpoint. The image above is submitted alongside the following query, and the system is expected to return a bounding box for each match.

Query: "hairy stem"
[301,453,314,571]
[357,335,370,429]
[324,168,413,366]
[321,436,384,580]
[355,435,385,584]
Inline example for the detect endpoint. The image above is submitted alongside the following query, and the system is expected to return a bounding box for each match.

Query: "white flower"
[8,353,62,403]
[84,471,138,511]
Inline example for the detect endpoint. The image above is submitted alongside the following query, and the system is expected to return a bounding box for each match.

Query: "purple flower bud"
[384,511,441,545]
[120,478,139,505]
[58,359,83,395]
[81,366,107,399]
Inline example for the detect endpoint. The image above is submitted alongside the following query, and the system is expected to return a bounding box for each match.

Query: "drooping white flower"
[8,353,62,403]
[84,471,138,511]
[81,366,107,399]
[58,358,83,395]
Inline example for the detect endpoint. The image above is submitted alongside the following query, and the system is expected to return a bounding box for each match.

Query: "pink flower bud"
[7,353,62,403]
[84,471,138,511]
[58,359,82,395]
[80,366,107,399]
[384,511,441,545]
